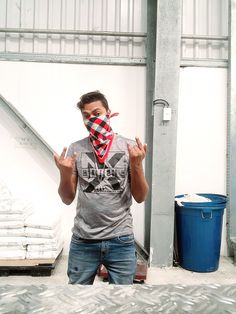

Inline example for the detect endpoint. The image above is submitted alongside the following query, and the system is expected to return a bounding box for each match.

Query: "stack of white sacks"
[25,213,64,259]
[0,181,63,260]
[0,182,29,259]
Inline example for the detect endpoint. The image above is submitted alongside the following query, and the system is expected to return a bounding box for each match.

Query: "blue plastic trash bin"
[175,193,227,272]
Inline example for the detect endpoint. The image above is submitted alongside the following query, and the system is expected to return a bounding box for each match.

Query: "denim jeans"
[67,234,137,285]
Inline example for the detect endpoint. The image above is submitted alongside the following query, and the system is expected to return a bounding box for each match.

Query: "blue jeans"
[67,234,137,285]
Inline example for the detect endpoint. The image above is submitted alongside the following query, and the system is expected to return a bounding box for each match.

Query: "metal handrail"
[0,28,147,38]
[1,29,228,41]
[182,34,228,41]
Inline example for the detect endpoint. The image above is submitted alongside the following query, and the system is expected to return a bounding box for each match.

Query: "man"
[54,91,149,285]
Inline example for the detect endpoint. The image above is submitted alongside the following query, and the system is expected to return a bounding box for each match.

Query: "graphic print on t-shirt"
[79,151,128,193]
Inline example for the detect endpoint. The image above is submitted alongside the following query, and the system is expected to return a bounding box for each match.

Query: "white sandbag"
[0,237,27,246]
[27,238,64,252]
[24,225,61,239]
[27,243,58,252]
[0,213,28,222]
[0,228,25,237]
[25,236,62,245]
[25,212,61,230]
[0,249,26,259]
[0,199,12,213]
[0,180,12,199]
[11,198,33,214]
[0,220,24,229]
[26,246,63,259]
[0,181,12,213]
[0,198,33,214]
[0,245,26,251]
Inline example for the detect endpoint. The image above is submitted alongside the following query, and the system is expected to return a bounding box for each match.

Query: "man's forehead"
[82,101,105,112]
[82,106,103,113]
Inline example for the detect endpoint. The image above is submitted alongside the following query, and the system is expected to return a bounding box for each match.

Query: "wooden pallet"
[0,250,62,277]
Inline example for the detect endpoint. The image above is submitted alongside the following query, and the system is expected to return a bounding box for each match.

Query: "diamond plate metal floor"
[1,284,236,313]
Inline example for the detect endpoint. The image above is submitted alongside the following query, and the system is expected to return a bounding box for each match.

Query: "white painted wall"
[0,61,228,257]
[176,67,227,255]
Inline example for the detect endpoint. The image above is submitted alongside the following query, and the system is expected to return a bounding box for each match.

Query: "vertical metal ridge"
[144,0,156,252]
[227,0,236,262]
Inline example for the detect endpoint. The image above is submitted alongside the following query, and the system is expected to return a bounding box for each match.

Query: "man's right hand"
[54,147,77,175]
[54,147,78,204]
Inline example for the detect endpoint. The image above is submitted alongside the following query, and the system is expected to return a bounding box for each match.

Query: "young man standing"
[54,91,149,285]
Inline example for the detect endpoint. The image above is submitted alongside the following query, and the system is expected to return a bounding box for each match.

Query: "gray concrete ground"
[146,256,236,285]
[1,255,236,286]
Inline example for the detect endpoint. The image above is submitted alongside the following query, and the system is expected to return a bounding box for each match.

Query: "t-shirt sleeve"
[66,144,74,158]
[66,144,78,176]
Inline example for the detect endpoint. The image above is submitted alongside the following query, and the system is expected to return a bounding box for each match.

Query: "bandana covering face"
[84,113,118,164]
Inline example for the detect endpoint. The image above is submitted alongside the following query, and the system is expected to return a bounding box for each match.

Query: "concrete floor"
[1,255,236,286]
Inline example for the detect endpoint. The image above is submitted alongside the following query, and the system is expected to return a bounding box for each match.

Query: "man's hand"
[127,137,147,168]
[127,137,149,203]
[54,147,78,205]
[54,147,77,175]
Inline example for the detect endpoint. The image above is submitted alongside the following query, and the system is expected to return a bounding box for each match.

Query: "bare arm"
[128,137,149,203]
[54,147,78,205]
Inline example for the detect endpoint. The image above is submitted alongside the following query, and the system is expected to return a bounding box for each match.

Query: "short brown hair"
[77,91,109,111]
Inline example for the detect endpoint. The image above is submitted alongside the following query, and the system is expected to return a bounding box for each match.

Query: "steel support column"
[227,0,236,262]
[144,0,157,251]
[149,0,182,267]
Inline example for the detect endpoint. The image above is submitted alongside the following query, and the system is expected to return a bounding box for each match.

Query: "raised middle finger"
[135,137,144,151]
[60,147,67,160]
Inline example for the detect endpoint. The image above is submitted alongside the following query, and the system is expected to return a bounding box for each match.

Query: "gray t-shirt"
[67,134,135,239]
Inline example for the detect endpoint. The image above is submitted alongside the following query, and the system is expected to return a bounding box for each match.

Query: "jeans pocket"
[71,234,85,245]
[116,234,134,244]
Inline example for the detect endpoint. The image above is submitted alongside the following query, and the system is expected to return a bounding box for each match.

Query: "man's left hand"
[127,137,147,167]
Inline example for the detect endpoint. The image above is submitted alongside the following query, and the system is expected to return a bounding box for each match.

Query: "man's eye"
[94,112,100,116]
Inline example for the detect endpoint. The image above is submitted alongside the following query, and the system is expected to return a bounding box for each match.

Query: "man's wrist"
[130,162,143,171]
[60,169,73,179]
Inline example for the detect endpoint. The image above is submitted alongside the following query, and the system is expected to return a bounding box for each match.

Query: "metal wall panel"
[0,0,147,65]
[181,0,229,67]
[0,0,229,66]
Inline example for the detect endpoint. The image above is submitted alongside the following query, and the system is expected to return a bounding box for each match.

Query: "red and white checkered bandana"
[84,113,118,164]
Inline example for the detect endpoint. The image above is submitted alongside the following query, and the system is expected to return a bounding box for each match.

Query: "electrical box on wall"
[163,107,172,121]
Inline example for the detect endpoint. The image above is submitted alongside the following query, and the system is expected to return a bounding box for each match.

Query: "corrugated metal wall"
[0,0,147,65]
[0,0,229,66]
[181,0,228,67]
